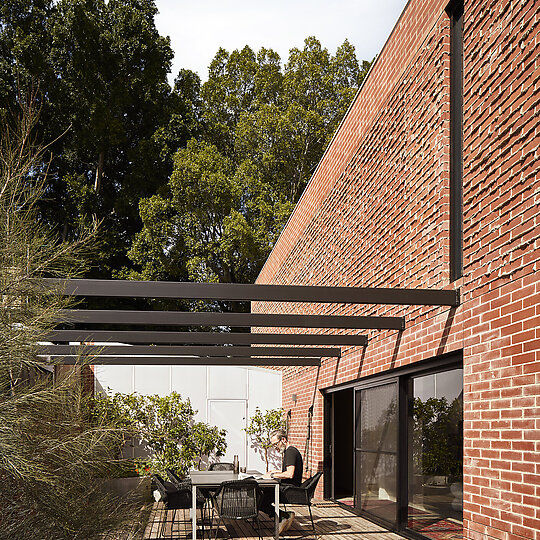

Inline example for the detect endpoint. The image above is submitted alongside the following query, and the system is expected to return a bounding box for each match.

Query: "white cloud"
[155,0,408,81]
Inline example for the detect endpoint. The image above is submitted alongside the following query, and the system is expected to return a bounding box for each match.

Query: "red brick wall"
[461,1,539,539]
[258,0,451,284]
[255,0,540,539]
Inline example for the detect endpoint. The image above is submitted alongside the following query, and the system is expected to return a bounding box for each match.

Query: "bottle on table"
[233,455,239,474]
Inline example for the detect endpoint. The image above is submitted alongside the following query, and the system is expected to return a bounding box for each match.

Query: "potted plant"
[245,407,286,472]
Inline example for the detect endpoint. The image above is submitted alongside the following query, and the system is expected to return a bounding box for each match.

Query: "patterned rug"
[408,508,462,540]
[408,524,462,540]
[331,499,463,540]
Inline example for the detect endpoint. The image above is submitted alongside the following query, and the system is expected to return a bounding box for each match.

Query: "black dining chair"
[204,463,235,525]
[167,469,213,532]
[166,469,190,490]
[153,473,206,538]
[208,462,235,471]
[211,479,263,540]
[204,463,235,520]
[279,472,323,532]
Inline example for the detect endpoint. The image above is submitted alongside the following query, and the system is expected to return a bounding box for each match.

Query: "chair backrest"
[209,462,235,471]
[165,469,207,507]
[152,474,169,501]
[166,468,190,490]
[302,471,323,501]
[214,479,261,520]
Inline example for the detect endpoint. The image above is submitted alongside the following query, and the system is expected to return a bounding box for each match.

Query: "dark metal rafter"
[45,330,368,346]
[59,309,404,330]
[39,356,322,366]
[38,345,340,357]
[40,278,461,366]
[43,278,459,306]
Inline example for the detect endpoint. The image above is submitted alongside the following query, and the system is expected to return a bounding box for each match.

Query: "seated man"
[261,429,303,534]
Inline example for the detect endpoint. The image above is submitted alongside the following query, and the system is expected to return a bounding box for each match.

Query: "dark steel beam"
[59,309,405,330]
[45,330,368,346]
[44,278,460,306]
[39,344,340,357]
[39,356,322,366]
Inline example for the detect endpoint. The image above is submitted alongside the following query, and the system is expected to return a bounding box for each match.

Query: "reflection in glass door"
[355,382,398,527]
[407,368,463,539]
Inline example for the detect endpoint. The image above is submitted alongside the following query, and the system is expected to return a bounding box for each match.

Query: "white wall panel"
[134,365,170,395]
[208,366,247,399]
[171,366,207,421]
[248,368,281,412]
[94,365,133,395]
[247,367,282,471]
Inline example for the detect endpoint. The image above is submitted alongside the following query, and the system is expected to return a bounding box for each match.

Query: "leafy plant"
[96,392,227,476]
[189,422,228,471]
[0,95,144,539]
[245,407,286,472]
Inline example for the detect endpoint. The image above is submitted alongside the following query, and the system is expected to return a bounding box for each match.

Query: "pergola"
[39,278,459,367]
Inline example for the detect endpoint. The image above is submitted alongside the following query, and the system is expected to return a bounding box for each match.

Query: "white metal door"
[208,400,247,466]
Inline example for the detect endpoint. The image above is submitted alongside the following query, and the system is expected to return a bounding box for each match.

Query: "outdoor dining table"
[189,470,280,540]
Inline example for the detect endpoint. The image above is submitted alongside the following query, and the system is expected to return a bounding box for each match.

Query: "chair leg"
[206,500,214,540]
[200,507,206,540]
[214,515,224,540]
[308,504,315,532]
[159,506,166,538]
[255,516,262,540]
[171,508,176,538]
[203,502,214,539]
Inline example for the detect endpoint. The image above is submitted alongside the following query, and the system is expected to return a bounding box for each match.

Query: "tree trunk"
[61,221,68,242]
[94,151,105,192]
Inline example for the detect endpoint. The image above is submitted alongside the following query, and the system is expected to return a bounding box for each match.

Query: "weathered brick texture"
[255,0,539,539]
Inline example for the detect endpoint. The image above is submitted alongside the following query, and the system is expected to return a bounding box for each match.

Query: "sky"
[154,0,409,82]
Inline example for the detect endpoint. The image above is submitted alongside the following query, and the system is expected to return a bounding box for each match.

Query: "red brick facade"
[255,1,539,539]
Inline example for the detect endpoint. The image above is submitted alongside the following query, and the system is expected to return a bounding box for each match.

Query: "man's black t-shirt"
[282,445,303,486]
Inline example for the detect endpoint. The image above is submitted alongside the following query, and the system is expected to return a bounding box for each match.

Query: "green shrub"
[94,392,227,476]
[245,407,285,472]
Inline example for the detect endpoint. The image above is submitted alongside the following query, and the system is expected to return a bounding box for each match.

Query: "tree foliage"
[129,38,370,285]
[0,98,144,539]
[95,391,228,475]
[1,2,370,284]
[0,0,194,277]
[245,407,286,472]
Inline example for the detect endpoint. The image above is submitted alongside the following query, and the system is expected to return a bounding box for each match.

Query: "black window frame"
[323,350,463,539]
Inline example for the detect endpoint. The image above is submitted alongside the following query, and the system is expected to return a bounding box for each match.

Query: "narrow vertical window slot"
[448,0,464,281]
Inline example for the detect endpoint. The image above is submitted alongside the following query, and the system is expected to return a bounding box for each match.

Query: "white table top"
[189,469,281,540]
[189,470,278,487]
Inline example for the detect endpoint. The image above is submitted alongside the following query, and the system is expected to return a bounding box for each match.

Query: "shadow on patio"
[143,499,402,539]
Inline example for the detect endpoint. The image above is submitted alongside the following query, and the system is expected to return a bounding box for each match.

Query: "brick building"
[254,1,539,539]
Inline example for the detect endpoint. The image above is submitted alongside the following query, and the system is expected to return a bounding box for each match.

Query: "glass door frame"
[353,378,400,529]
[323,352,463,539]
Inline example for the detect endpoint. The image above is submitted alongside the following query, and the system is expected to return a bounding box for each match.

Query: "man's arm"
[269,465,294,480]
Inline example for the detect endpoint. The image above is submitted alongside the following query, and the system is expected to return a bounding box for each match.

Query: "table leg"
[274,483,280,540]
[192,484,197,540]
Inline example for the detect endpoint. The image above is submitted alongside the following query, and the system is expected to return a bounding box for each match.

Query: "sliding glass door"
[407,368,463,539]
[355,382,398,527]
[343,358,463,539]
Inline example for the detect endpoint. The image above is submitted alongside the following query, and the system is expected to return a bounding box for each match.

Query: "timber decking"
[143,499,402,539]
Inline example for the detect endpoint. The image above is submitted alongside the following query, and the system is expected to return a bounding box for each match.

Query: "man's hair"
[270,429,288,441]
